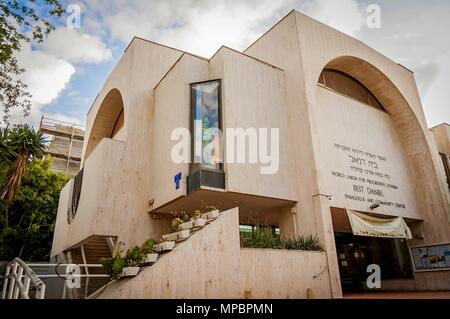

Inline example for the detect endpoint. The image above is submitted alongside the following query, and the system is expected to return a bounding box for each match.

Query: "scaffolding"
[39,117,85,175]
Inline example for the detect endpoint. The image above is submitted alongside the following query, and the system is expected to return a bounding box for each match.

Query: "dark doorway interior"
[335,232,413,292]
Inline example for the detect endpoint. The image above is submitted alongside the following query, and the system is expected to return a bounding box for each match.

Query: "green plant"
[170,217,183,231]
[99,254,126,279]
[239,226,323,252]
[0,125,47,210]
[141,239,157,255]
[0,157,69,261]
[182,212,190,222]
[125,246,143,266]
[240,226,282,249]
[205,205,218,213]
[282,235,323,251]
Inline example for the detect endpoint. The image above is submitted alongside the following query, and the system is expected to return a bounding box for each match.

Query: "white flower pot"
[206,210,219,219]
[162,230,190,241]
[176,229,190,240]
[122,266,140,277]
[179,220,194,231]
[162,232,178,241]
[154,241,175,252]
[193,218,206,228]
[143,253,158,263]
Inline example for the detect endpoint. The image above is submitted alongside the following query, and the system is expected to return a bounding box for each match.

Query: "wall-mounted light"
[312,194,334,200]
[370,203,381,210]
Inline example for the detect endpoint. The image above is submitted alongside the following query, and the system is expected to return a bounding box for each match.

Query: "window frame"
[189,79,223,173]
[318,68,388,113]
[439,152,450,192]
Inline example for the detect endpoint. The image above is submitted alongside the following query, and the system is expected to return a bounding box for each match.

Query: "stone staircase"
[153,210,219,253]
[66,236,113,298]
[90,209,225,298]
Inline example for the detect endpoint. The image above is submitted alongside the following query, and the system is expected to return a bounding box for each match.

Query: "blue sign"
[174,172,182,190]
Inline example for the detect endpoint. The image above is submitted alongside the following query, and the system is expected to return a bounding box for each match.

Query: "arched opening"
[84,88,126,160]
[318,56,450,292]
[318,69,386,112]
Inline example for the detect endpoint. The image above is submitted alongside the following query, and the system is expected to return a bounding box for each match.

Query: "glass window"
[190,80,222,171]
[319,69,386,112]
[439,153,450,192]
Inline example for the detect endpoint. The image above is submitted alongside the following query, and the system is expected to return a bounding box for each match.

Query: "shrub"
[141,239,157,255]
[125,246,143,266]
[170,218,183,231]
[240,226,282,249]
[240,226,323,251]
[281,235,323,251]
[99,254,126,279]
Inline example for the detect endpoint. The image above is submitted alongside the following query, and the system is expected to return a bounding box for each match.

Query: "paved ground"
[344,291,450,299]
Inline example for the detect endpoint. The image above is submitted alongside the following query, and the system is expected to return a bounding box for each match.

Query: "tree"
[0,0,64,123]
[0,124,46,228]
[0,156,68,261]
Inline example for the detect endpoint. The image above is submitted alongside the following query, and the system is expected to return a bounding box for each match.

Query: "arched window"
[318,69,386,112]
[84,88,126,160]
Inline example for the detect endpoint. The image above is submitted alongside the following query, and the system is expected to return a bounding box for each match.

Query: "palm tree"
[0,126,15,165]
[0,125,46,226]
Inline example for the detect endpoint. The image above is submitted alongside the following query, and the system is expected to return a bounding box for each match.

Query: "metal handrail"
[40,116,85,129]
[1,258,46,299]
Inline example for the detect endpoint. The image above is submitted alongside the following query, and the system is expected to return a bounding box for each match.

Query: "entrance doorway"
[335,232,413,292]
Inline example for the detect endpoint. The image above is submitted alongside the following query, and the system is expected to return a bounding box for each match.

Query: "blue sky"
[7,0,450,128]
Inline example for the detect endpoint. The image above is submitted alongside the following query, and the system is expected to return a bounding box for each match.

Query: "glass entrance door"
[335,232,413,292]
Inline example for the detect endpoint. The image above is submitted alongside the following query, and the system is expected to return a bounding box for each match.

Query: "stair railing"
[1,258,46,299]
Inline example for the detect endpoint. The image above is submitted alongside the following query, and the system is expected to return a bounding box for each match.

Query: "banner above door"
[346,209,412,239]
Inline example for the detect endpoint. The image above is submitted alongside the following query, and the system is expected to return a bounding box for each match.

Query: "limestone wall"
[96,208,331,299]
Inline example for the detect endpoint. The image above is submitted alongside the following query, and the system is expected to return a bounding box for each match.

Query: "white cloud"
[17,44,76,106]
[2,44,76,126]
[44,27,112,64]
[355,1,450,127]
[102,0,294,57]
[7,0,446,128]
[2,24,112,127]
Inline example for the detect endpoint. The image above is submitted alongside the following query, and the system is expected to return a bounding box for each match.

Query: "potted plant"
[162,229,190,241]
[99,253,125,279]
[154,239,176,252]
[205,205,220,219]
[170,217,184,231]
[141,239,158,264]
[191,209,206,228]
[122,246,142,277]
[179,219,194,230]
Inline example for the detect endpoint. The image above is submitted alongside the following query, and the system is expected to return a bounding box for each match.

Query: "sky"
[5,0,450,128]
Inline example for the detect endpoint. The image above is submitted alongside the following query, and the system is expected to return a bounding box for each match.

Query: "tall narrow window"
[190,80,222,172]
[439,153,450,192]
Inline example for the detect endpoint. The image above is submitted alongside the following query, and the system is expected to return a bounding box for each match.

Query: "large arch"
[317,55,450,243]
[84,88,126,160]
